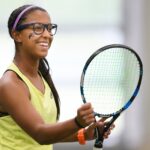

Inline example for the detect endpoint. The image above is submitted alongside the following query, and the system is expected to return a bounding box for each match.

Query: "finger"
[99,117,108,122]
[87,121,101,132]
[80,103,92,110]
[103,135,109,139]
[109,125,115,131]
[95,120,105,128]
[79,108,94,117]
[83,113,96,125]
[104,130,111,136]
[85,118,96,125]
[83,113,95,120]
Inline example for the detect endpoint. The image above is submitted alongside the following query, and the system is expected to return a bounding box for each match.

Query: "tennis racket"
[80,44,143,150]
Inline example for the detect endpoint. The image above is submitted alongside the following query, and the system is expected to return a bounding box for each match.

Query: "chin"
[36,46,49,58]
[41,49,49,55]
[40,54,48,59]
[38,52,48,59]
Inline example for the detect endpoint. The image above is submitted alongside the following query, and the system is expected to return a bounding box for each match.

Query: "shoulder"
[0,71,23,92]
[0,71,17,92]
[0,71,30,104]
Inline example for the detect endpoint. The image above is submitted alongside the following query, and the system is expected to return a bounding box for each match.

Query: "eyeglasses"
[16,23,57,36]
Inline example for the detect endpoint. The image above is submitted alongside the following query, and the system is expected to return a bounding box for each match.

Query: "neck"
[13,55,40,77]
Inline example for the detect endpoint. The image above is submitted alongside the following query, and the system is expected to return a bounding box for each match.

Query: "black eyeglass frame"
[16,22,58,36]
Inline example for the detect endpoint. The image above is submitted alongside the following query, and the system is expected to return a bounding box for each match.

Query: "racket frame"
[80,44,143,149]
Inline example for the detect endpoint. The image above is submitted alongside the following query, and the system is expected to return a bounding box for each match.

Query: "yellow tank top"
[0,63,57,150]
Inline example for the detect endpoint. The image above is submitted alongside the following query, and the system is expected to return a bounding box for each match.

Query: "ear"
[11,30,22,43]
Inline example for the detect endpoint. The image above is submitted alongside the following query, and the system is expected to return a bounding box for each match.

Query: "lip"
[37,41,49,48]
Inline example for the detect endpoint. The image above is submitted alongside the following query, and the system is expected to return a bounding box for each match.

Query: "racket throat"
[104,113,120,132]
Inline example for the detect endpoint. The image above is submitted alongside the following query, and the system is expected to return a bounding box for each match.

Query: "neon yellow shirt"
[0,63,57,150]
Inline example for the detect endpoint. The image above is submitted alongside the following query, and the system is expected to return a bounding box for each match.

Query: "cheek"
[27,32,40,40]
[49,37,53,46]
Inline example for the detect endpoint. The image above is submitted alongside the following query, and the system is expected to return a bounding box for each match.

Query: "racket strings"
[83,48,140,115]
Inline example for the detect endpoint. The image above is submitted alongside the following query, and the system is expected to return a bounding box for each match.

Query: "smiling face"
[13,9,53,59]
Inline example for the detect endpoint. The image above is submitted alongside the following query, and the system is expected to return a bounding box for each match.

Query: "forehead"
[24,10,51,23]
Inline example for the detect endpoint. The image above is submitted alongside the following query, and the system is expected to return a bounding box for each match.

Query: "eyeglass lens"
[33,23,57,35]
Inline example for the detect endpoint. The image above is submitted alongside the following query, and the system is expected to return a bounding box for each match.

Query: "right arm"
[0,72,95,145]
[59,119,115,143]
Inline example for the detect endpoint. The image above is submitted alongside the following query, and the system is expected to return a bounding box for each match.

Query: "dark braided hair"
[8,4,60,120]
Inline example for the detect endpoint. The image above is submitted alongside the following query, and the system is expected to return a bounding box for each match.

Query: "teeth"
[39,43,48,46]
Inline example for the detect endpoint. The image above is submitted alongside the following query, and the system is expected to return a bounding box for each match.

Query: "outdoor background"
[0,0,150,150]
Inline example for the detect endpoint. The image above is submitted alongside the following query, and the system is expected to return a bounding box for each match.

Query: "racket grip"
[94,140,103,149]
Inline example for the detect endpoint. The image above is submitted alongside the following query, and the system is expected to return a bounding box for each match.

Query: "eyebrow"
[20,21,51,25]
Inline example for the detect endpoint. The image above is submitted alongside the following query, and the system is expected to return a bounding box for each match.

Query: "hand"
[75,103,95,128]
[103,122,115,139]
[84,118,115,140]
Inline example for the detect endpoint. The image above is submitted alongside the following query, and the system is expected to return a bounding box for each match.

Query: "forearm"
[34,118,80,144]
[60,132,78,142]
[59,127,93,143]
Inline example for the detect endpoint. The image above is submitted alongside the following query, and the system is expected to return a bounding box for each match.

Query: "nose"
[42,27,52,39]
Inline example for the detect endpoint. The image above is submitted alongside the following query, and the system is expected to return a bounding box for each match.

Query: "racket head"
[80,44,143,117]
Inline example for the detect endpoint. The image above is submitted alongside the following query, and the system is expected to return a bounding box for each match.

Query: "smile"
[38,42,49,48]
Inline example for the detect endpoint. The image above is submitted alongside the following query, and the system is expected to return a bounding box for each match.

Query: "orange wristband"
[77,128,86,145]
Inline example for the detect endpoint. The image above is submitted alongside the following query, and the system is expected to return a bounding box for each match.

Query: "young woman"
[0,4,114,150]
